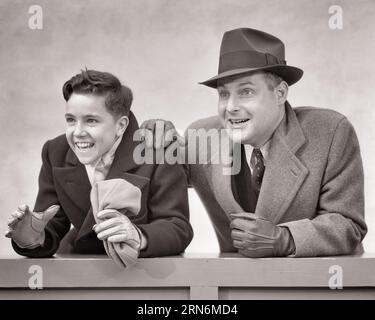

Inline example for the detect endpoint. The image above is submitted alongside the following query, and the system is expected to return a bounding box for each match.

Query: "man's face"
[217,73,285,147]
[65,93,124,165]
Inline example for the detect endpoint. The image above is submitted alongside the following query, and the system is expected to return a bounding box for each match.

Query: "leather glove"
[139,119,184,149]
[93,209,146,250]
[230,212,295,257]
[5,204,60,249]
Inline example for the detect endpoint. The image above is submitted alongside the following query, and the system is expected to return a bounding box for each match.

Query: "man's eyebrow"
[238,81,256,86]
[83,114,101,118]
[65,113,75,117]
[217,81,256,89]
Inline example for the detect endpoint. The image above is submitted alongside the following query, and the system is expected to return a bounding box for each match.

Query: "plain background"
[0,0,374,255]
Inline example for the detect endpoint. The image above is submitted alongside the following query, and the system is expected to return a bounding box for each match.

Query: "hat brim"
[199,65,303,88]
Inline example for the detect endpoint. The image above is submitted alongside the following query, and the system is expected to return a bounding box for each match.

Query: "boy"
[5,70,193,262]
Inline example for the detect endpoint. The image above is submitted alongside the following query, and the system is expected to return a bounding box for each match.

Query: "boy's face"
[65,93,127,165]
[217,73,285,147]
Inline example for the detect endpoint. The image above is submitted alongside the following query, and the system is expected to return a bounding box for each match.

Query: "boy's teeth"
[75,142,94,149]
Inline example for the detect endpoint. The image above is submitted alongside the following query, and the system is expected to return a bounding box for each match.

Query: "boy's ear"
[116,116,129,137]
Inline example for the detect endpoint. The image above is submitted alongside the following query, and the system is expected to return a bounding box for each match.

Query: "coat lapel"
[53,111,143,238]
[76,111,143,238]
[53,148,92,229]
[203,103,308,223]
[255,103,308,224]
[206,129,244,217]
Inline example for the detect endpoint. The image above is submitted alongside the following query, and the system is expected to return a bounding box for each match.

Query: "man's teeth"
[75,142,94,150]
[230,119,249,124]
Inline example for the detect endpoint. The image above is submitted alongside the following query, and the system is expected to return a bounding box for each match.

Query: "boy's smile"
[65,93,126,165]
[74,142,95,151]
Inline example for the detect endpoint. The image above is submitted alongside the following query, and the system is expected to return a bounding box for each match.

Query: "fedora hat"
[200,28,303,88]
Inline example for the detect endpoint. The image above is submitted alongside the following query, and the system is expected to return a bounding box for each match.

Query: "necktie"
[250,148,265,196]
[231,145,258,212]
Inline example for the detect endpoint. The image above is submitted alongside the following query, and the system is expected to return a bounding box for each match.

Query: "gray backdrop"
[0,0,374,255]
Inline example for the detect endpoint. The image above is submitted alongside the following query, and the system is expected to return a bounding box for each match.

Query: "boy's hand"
[94,209,146,250]
[5,204,60,249]
[139,119,184,149]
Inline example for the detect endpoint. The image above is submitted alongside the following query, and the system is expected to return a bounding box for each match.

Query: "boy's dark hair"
[62,69,133,117]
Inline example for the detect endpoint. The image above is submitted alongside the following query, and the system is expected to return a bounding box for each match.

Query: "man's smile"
[227,118,250,128]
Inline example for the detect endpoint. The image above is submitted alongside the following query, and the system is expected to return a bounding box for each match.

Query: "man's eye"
[87,119,98,124]
[239,88,254,96]
[65,117,75,124]
[218,91,229,99]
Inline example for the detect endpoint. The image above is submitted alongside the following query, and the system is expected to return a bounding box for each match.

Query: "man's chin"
[226,128,249,144]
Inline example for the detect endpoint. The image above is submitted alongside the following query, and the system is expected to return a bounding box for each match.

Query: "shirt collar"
[243,139,271,165]
[102,134,123,167]
[87,134,124,169]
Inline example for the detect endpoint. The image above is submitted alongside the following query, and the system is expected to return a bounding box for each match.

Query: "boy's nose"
[73,123,88,137]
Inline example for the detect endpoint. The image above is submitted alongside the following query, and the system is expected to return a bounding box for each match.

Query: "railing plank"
[1,253,375,300]
[190,286,219,299]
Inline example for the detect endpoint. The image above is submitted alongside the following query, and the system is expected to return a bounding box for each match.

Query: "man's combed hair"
[62,69,133,117]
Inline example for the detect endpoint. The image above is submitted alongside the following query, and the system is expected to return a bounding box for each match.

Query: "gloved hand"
[230,212,295,257]
[139,119,184,149]
[5,204,60,249]
[93,209,145,250]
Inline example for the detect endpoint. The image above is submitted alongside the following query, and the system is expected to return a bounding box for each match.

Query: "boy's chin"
[78,158,96,165]
[74,152,99,165]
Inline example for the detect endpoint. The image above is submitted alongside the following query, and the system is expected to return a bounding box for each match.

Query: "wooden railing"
[1,253,375,299]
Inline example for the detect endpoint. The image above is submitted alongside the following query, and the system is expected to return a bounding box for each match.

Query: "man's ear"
[116,115,129,137]
[275,81,289,105]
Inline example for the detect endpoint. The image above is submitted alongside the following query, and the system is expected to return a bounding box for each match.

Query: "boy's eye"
[87,118,98,124]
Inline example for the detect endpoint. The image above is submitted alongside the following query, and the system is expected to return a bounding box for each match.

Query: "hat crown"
[220,28,285,60]
[199,27,303,88]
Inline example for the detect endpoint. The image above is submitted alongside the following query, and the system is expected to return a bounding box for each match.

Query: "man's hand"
[93,209,146,250]
[5,204,60,249]
[139,119,184,149]
[230,212,295,257]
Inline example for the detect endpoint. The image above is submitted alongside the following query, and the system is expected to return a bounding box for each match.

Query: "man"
[5,70,193,266]
[142,28,367,257]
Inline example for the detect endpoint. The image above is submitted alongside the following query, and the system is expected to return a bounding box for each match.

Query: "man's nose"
[226,95,239,113]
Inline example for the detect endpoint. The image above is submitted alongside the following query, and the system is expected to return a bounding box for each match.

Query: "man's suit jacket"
[13,112,193,258]
[185,103,367,256]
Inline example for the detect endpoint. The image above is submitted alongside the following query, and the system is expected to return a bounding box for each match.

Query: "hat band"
[218,50,286,73]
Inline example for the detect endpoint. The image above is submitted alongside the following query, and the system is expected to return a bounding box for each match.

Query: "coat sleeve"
[281,117,367,256]
[12,140,71,258]
[136,163,193,257]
